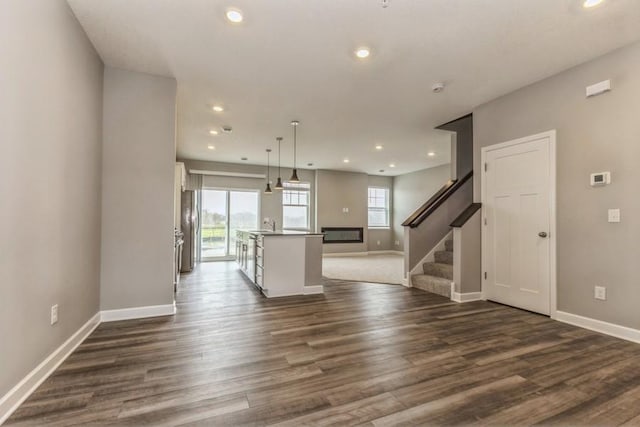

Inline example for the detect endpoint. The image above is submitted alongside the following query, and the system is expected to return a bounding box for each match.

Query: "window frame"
[367,187,390,229]
[282,181,311,231]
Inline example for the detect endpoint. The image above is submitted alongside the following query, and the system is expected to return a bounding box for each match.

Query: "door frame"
[480,130,557,319]
[199,187,261,261]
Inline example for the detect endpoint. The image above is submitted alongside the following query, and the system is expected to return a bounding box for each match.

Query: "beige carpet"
[322,253,404,285]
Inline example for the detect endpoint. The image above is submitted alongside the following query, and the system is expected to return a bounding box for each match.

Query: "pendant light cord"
[293,125,297,169]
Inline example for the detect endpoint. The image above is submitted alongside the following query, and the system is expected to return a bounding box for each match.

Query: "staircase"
[411,239,453,298]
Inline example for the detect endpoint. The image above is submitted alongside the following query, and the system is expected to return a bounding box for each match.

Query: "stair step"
[434,250,453,265]
[412,274,452,298]
[444,240,454,252]
[423,262,453,280]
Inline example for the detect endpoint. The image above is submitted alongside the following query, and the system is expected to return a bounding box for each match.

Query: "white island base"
[237,231,324,298]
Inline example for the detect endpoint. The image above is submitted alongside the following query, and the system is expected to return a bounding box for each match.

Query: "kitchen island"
[236,230,324,297]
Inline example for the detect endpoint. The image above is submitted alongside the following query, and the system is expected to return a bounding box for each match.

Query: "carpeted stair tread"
[434,250,453,265]
[412,274,452,298]
[423,262,453,280]
[444,240,453,252]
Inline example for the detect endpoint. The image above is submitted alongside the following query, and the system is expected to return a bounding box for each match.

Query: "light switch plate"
[594,286,606,301]
[608,209,621,223]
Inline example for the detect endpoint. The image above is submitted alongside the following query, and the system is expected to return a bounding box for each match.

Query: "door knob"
[538,232,548,238]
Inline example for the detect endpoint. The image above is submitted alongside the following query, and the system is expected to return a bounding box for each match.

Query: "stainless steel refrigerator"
[180,190,198,272]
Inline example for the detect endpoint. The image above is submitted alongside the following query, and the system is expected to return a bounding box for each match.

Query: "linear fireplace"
[321,227,364,244]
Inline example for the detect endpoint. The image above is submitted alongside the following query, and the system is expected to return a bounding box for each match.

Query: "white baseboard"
[323,250,404,258]
[0,312,101,425]
[323,252,369,257]
[451,291,483,303]
[555,311,640,344]
[303,285,324,295]
[368,250,404,256]
[101,303,176,322]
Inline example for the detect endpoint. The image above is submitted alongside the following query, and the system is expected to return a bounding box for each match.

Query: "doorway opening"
[199,189,259,261]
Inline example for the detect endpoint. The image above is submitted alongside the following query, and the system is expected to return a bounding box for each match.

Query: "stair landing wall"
[404,179,473,274]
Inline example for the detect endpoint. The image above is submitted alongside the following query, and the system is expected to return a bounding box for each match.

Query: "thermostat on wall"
[590,171,611,187]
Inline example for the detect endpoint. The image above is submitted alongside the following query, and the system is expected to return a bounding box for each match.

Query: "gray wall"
[0,0,103,398]
[182,160,316,231]
[183,163,395,253]
[100,67,177,311]
[367,175,394,251]
[406,180,473,272]
[392,164,452,251]
[474,41,640,329]
[453,210,482,294]
[316,170,369,254]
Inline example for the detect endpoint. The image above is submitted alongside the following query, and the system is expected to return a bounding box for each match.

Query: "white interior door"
[482,131,555,315]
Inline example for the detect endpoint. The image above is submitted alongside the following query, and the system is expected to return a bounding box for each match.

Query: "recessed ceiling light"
[209,130,219,135]
[307,163,314,167]
[583,0,604,8]
[225,8,243,23]
[427,151,436,157]
[389,163,396,168]
[241,157,248,161]
[222,126,233,133]
[343,158,350,163]
[355,47,370,59]
[212,105,224,112]
[207,145,215,150]
[379,169,385,173]
[375,144,383,150]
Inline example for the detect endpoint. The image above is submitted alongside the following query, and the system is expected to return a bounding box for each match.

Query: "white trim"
[189,169,266,179]
[303,285,324,295]
[101,303,176,322]
[0,312,101,425]
[322,250,404,258]
[556,311,640,344]
[451,289,483,303]
[408,231,452,278]
[323,252,369,258]
[368,250,404,256]
[481,130,557,318]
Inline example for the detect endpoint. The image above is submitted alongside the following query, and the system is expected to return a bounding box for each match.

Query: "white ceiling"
[67,0,640,176]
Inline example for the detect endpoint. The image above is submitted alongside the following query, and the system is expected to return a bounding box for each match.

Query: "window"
[283,182,311,230]
[368,187,390,228]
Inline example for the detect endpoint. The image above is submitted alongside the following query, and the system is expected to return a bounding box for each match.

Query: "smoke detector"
[381,0,390,8]
[432,82,445,93]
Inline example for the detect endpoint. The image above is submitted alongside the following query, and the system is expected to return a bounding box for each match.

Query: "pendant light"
[274,137,284,190]
[289,120,300,183]
[264,149,273,194]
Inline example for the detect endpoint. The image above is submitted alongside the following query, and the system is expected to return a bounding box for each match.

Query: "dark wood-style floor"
[7,262,640,426]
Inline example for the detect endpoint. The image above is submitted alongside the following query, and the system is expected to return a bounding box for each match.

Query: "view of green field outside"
[200,190,258,258]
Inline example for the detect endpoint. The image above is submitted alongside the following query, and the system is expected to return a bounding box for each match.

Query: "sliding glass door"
[200,189,259,260]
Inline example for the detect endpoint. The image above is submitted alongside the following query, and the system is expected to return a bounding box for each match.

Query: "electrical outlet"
[377,240,381,246]
[608,209,620,223]
[594,286,606,301]
[51,304,58,325]
[395,240,400,246]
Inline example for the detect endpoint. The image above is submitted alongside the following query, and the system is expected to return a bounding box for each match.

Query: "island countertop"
[236,229,324,298]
